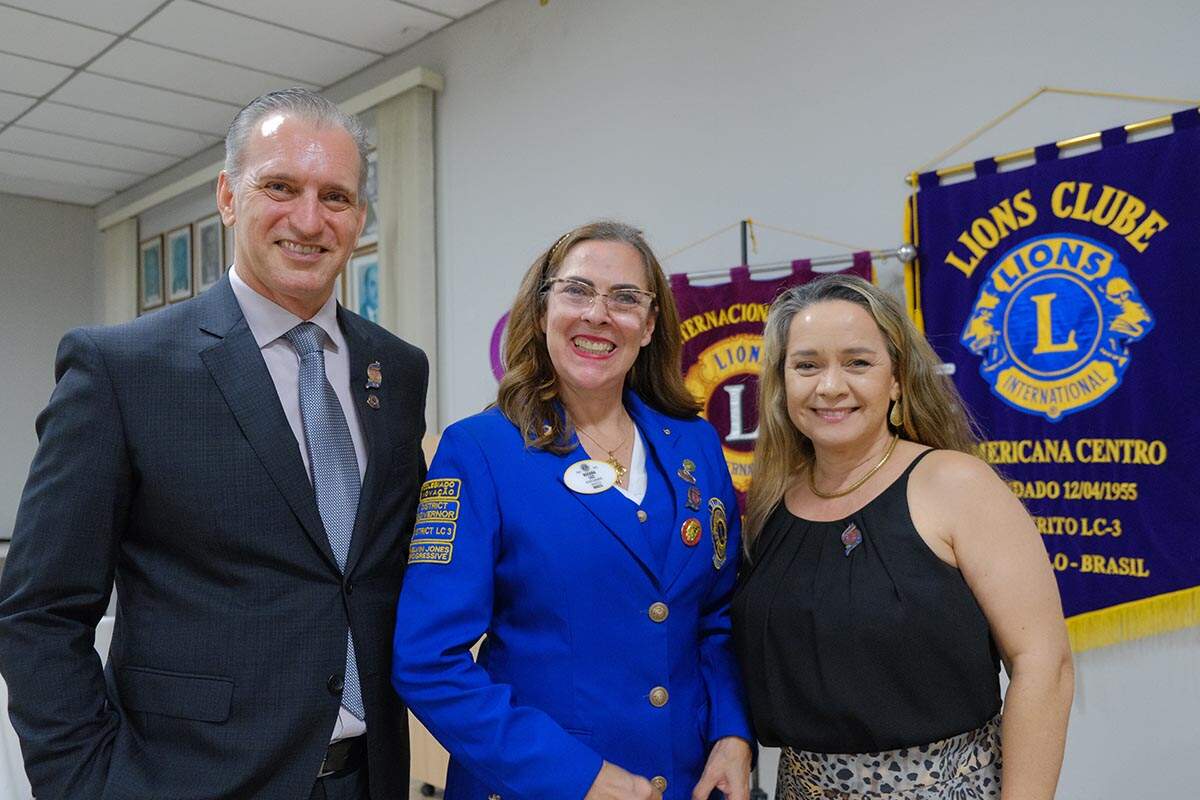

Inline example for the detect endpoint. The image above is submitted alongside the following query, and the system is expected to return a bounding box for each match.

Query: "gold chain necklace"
[808,435,900,499]
[576,420,631,483]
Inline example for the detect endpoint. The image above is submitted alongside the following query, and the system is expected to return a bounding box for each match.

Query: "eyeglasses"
[543,277,656,315]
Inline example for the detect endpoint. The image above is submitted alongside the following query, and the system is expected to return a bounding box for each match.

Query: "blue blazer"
[0,276,427,799]
[392,393,751,800]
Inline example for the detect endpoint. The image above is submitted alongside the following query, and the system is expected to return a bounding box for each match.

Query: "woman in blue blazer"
[392,221,752,800]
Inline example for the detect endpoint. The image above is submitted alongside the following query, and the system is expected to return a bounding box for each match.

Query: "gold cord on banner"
[902,87,1200,326]
[661,221,742,261]
[908,86,1200,185]
[749,221,864,252]
[662,219,864,262]
[915,86,1047,176]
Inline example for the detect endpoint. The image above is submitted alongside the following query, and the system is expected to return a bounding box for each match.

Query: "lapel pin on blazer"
[685,485,702,511]
[677,458,697,484]
[366,361,382,389]
[680,518,702,547]
[365,361,382,408]
[708,497,728,569]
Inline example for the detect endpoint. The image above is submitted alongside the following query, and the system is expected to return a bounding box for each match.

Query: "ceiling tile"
[135,1,378,85]
[22,103,220,156]
[0,90,36,123]
[0,0,167,34]
[416,0,494,18]
[0,150,142,191]
[90,40,319,106]
[0,172,113,205]
[0,53,73,96]
[199,0,447,52]
[50,73,239,134]
[0,127,178,175]
[0,5,115,67]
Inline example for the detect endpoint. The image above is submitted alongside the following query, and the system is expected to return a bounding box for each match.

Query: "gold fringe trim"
[1066,585,1200,653]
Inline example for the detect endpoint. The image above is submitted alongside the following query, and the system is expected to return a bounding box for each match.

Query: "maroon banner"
[672,256,872,510]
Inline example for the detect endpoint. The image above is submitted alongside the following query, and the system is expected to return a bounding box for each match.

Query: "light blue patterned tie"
[285,322,365,721]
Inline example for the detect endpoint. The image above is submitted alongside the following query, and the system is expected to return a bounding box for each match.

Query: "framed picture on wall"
[194,214,224,294]
[139,236,165,312]
[166,225,192,302]
[346,248,380,323]
[359,150,379,248]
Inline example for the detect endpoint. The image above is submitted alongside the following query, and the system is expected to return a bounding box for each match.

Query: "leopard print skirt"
[775,715,1001,799]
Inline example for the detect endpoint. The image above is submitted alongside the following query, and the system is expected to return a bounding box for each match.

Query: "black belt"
[318,735,366,779]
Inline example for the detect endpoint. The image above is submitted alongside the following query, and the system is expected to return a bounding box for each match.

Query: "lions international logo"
[961,233,1153,421]
[684,333,761,491]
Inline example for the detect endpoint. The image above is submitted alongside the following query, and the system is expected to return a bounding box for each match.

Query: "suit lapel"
[627,397,699,592]
[553,393,702,586]
[196,278,337,570]
[339,309,386,577]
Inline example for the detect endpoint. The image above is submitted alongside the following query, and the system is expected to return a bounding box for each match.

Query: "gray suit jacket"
[0,276,427,799]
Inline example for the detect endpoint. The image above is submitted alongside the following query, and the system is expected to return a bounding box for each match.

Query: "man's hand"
[691,736,752,800]
[585,760,663,800]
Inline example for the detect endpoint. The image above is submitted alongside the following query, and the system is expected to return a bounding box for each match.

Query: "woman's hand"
[584,760,662,800]
[691,736,752,800]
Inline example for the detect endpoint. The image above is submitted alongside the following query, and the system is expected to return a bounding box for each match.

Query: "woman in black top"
[732,275,1073,799]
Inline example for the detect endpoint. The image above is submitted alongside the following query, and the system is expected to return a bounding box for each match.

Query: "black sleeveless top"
[731,451,1001,753]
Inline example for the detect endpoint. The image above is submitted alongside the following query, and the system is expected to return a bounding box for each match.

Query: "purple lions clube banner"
[670,257,871,511]
[910,108,1200,651]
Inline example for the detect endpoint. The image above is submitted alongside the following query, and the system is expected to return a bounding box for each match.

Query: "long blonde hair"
[495,220,700,452]
[744,274,982,554]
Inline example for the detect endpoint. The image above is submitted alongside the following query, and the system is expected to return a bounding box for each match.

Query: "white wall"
[326,0,1198,427]
[0,192,97,540]
[138,179,219,240]
[331,1,1197,797]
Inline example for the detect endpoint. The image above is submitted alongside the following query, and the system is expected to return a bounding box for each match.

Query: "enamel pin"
[685,485,702,512]
[841,522,862,556]
[366,395,380,409]
[681,518,703,547]
[677,458,697,485]
[709,497,728,570]
[366,361,382,389]
[564,459,617,494]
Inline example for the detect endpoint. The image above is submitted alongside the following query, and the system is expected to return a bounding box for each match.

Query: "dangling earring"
[889,397,903,428]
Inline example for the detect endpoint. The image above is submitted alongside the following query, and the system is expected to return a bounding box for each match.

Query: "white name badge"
[563,459,617,494]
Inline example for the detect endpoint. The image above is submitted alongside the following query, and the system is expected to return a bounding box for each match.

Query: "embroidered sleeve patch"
[416,500,459,523]
[409,541,454,564]
[411,479,463,563]
[411,521,456,543]
[420,478,462,501]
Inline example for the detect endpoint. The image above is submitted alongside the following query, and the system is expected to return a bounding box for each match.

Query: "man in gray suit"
[0,89,427,799]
